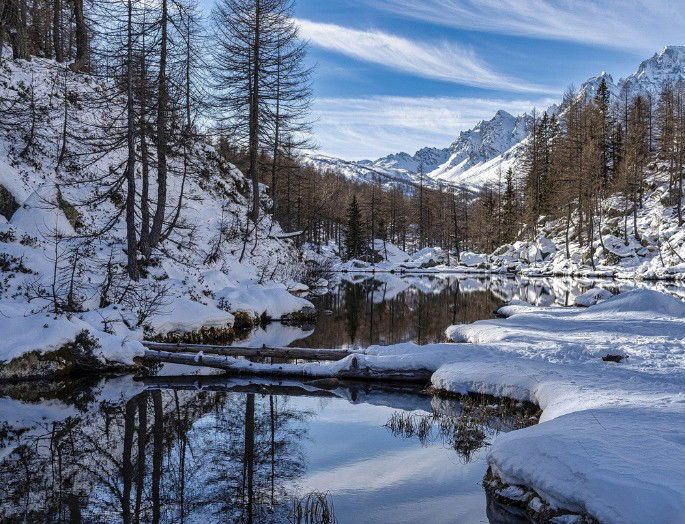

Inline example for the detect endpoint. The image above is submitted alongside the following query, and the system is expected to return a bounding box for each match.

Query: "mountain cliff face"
[429,110,531,185]
[621,45,685,97]
[311,46,685,192]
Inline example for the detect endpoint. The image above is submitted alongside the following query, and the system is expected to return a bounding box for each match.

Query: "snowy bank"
[188,289,685,522]
[436,289,685,522]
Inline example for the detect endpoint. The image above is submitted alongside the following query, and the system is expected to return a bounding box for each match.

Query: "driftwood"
[139,349,432,383]
[142,341,356,361]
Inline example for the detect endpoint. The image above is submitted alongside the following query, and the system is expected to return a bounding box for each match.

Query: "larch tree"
[211,0,310,236]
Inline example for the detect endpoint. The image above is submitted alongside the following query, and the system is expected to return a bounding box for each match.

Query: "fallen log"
[139,349,432,383]
[142,341,356,361]
[138,377,342,398]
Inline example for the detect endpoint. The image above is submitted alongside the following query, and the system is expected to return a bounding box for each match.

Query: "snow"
[200,288,684,522]
[0,303,143,365]
[215,283,314,319]
[310,165,685,286]
[146,298,235,336]
[306,46,685,195]
[435,290,685,522]
[0,56,310,369]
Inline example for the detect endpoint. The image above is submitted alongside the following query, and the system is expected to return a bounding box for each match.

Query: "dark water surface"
[243,273,626,350]
[0,274,628,523]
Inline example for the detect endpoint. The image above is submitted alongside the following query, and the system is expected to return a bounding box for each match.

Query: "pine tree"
[594,78,613,187]
[345,195,364,260]
[501,168,518,243]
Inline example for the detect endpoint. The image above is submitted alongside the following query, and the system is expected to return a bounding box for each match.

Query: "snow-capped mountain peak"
[577,71,617,102]
[621,45,685,96]
[308,46,685,193]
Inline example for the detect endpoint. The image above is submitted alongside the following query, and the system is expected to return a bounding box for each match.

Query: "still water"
[1,274,665,523]
[0,377,537,523]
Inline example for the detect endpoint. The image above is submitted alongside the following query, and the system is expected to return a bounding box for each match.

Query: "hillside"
[323,164,685,290]
[0,57,312,377]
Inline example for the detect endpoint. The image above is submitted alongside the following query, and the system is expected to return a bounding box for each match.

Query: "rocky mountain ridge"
[309,46,685,192]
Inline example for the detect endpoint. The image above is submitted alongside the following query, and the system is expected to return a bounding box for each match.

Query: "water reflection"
[259,273,685,350]
[0,377,537,523]
[4,274,681,522]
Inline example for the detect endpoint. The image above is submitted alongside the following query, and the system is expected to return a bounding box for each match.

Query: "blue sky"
[202,0,685,160]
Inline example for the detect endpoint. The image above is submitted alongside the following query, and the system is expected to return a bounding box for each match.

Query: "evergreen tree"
[501,168,518,243]
[594,78,613,187]
[345,195,364,260]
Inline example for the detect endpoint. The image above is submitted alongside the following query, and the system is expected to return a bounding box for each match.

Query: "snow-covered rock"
[573,287,613,307]
[215,284,315,320]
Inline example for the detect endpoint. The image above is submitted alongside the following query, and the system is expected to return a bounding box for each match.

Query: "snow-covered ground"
[0,57,311,373]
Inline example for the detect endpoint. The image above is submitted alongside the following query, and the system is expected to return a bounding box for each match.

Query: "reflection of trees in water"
[385,394,541,463]
[193,393,310,522]
[0,387,310,523]
[303,277,504,348]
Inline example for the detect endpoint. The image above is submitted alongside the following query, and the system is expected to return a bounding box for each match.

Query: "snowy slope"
[315,45,685,192]
[302,153,449,191]
[0,57,311,370]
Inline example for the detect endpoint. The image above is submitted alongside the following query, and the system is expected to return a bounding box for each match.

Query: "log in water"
[142,341,356,361]
[140,348,432,383]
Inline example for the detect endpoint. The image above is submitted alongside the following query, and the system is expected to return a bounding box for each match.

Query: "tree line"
[278,77,685,262]
[3,1,684,269]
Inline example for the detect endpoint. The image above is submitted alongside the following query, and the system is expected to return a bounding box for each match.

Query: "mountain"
[427,110,531,186]
[310,46,685,192]
[621,45,685,97]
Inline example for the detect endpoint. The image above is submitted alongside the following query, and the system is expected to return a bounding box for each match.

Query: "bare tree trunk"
[678,163,683,226]
[53,0,63,62]
[122,398,136,524]
[125,0,139,281]
[8,0,30,60]
[57,68,69,165]
[139,120,151,255]
[248,0,261,229]
[270,49,280,215]
[152,390,163,524]
[243,393,255,524]
[0,0,5,61]
[72,0,88,70]
[134,393,147,524]
[148,0,168,254]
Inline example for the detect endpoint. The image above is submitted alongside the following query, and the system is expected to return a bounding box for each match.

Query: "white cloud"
[312,95,556,160]
[371,0,685,52]
[296,18,552,93]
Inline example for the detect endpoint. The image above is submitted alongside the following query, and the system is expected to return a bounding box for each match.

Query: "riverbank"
[146,287,683,523]
[361,289,685,523]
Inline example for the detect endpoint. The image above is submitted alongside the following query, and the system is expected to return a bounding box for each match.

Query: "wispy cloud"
[371,0,684,52]
[296,18,552,93]
[312,95,556,160]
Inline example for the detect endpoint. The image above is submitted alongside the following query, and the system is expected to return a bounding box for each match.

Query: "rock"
[574,288,613,307]
[0,184,19,221]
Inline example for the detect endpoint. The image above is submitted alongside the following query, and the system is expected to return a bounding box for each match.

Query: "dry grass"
[290,491,337,524]
[385,392,541,461]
